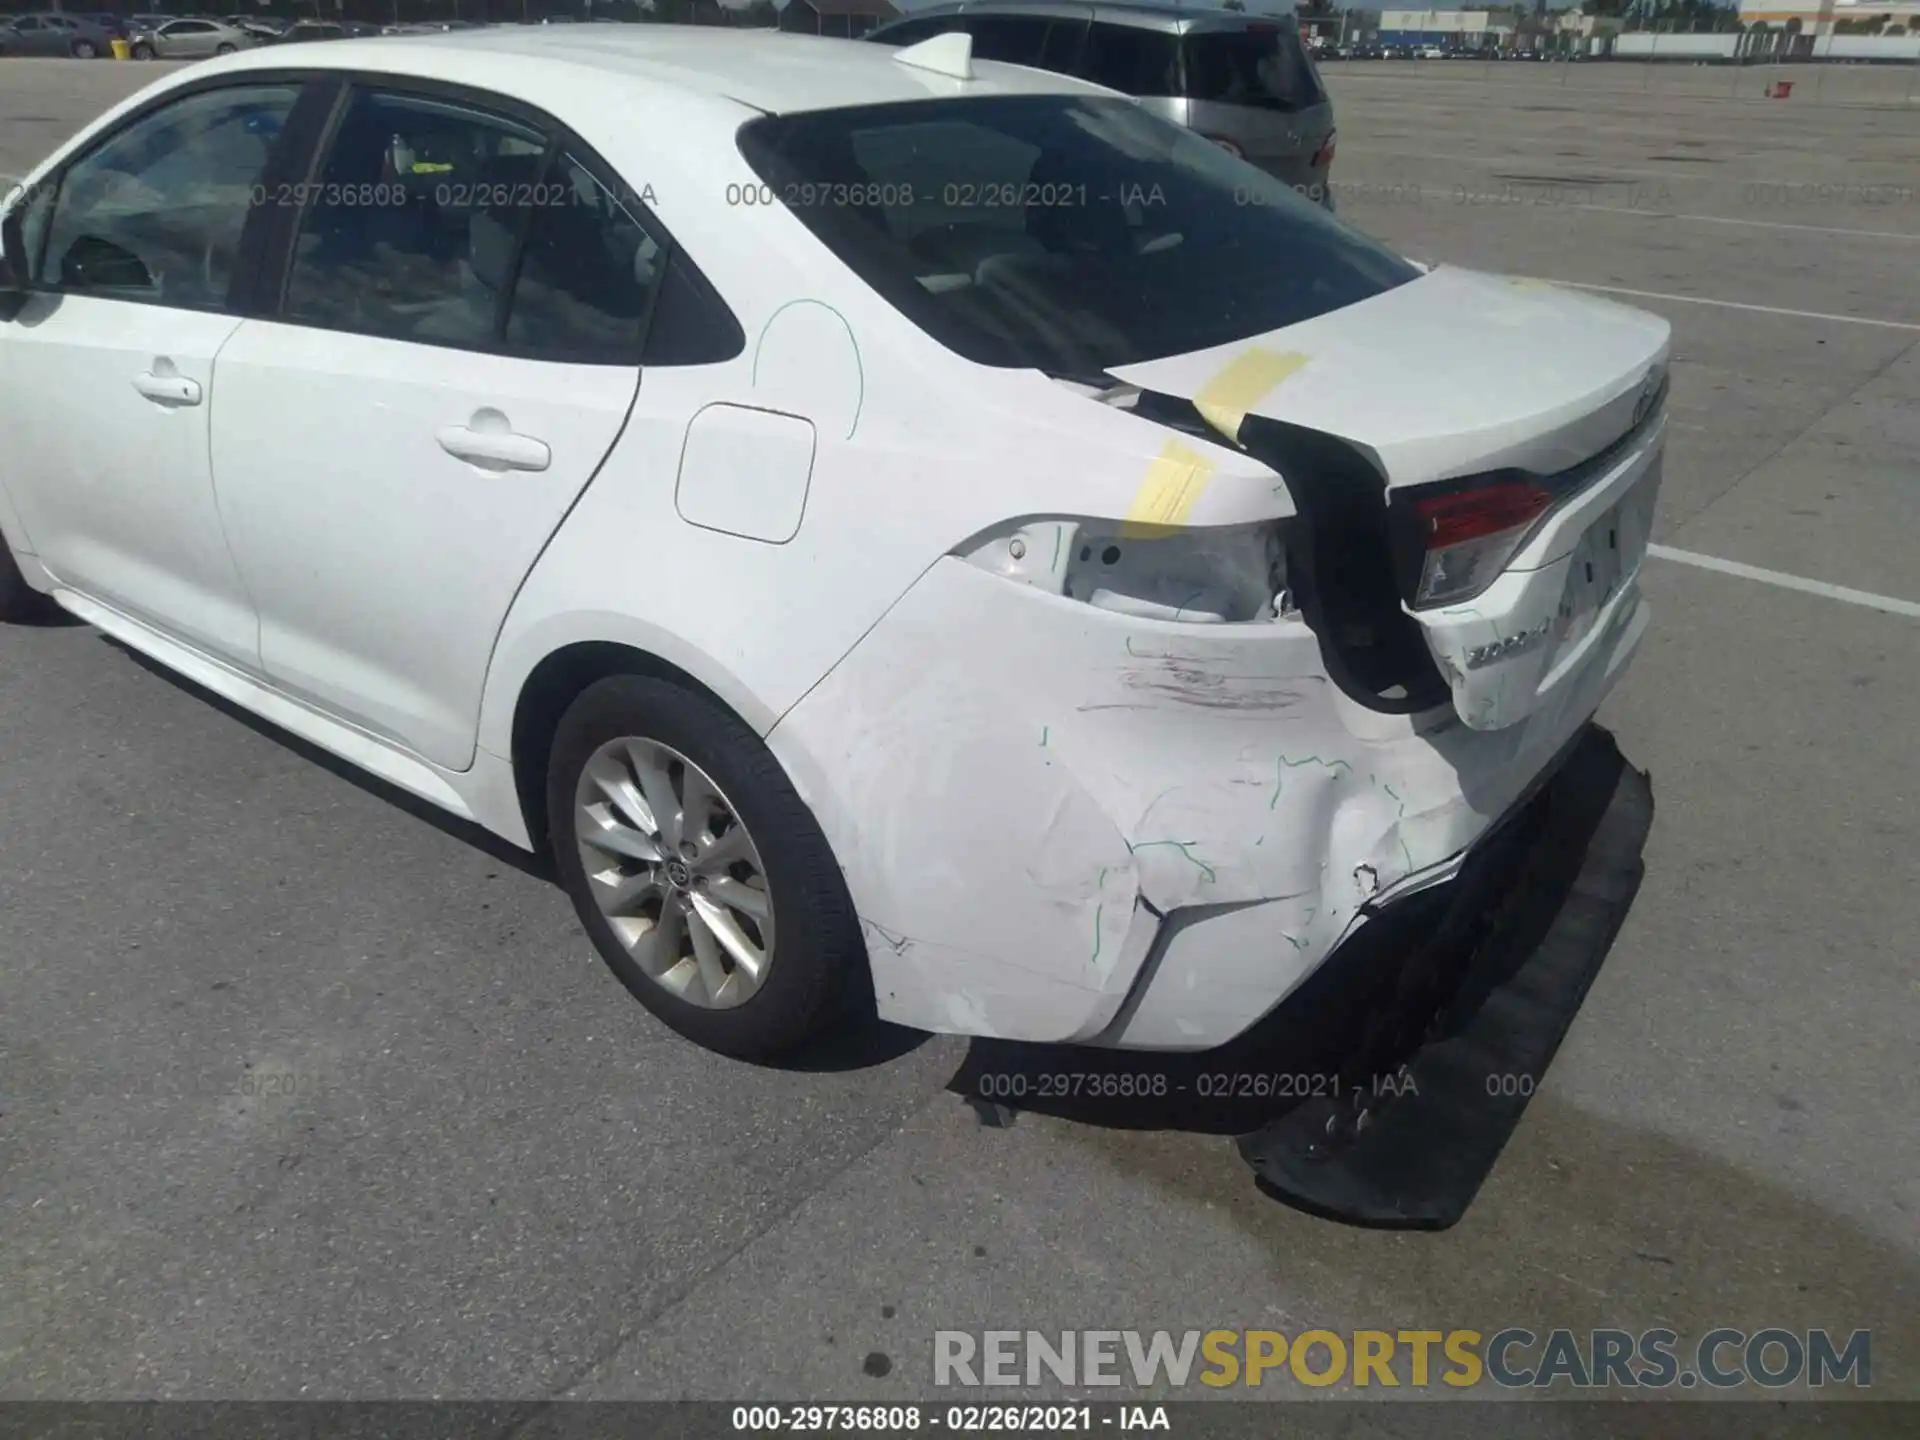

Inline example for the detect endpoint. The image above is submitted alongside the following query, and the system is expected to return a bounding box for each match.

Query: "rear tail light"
[1206,135,1244,158]
[1407,478,1553,608]
[1310,131,1336,169]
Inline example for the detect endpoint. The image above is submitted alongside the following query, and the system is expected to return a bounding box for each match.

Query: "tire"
[131,41,154,59]
[0,534,54,623]
[215,42,235,54]
[71,39,97,58]
[547,674,865,1060]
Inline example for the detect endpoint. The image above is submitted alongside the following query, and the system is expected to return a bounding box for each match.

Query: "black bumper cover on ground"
[943,724,1654,1230]
[1236,723,1656,1230]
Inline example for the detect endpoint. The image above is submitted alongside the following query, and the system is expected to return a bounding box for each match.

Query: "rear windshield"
[735,95,1416,374]
[1182,28,1324,111]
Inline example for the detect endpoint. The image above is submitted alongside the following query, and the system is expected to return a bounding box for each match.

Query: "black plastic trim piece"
[1236,725,1654,1229]
[1237,413,1450,714]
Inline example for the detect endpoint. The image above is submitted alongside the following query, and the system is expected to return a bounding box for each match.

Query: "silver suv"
[866,0,1337,206]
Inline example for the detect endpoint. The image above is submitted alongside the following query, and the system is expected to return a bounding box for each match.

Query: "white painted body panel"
[208,319,639,771]
[0,29,1670,1050]
[472,313,1296,769]
[0,295,259,666]
[1110,265,1672,490]
[767,550,1651,1048]
[1110,265,1672,731]
[675,405,818,546]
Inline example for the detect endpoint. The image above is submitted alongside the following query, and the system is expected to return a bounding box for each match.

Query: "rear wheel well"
[510,642,744,856]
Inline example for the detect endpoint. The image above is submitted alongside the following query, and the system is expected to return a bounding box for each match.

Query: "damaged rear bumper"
[766,553,1649,1049]
[1237,724,1654,1228]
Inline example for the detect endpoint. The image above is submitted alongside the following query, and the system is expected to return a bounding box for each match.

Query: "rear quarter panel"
[476,76,1301,760]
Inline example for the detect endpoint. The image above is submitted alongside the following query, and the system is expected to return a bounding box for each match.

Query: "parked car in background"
[228,15,288,39]
[267,19,380,42]
[867,0,1338,207]
[0,11,117,57]
[128,16,254,58]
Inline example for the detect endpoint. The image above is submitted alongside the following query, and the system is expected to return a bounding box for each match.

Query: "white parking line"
[1650,544,1920,619]
[1543,280,1920,332]
[1564,202,1920,243]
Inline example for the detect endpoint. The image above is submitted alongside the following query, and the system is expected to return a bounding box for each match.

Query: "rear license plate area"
[1559,462,1655,647]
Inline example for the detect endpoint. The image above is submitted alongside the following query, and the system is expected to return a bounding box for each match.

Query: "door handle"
[133,371,201,406]
[435,424,551,473]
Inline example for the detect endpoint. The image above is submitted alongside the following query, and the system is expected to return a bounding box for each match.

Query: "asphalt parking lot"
[1,55,1916,1418]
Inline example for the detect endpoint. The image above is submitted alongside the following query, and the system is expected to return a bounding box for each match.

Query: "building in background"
[1739,0,1919,29]
[1376,7,1508,46]
[776,0,897,37]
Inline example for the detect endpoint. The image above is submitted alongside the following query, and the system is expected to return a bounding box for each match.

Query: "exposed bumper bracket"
[1236,727,1655,1229]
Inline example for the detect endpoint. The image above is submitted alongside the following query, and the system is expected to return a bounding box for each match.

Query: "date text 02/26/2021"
[970,1070,1430,1102]
[730,1406,1165,1433]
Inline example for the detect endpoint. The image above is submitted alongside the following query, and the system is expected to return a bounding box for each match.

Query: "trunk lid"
[1107,266,1672,731]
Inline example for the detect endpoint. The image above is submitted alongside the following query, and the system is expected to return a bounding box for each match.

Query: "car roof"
[877,0,1305,36]
[204,25,1110,115]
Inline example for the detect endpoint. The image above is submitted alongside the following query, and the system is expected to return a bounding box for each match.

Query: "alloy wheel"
[572,736,775,1010]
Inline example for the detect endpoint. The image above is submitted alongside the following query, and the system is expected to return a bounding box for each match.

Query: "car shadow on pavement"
[103,636,555,883]
[98,634,937,1072]
[13,594,87,627]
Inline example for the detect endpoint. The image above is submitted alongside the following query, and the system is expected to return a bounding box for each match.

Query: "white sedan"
[0,27,1668,1060]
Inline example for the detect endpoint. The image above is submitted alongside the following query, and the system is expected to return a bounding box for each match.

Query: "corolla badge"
[1464,617,1555,670]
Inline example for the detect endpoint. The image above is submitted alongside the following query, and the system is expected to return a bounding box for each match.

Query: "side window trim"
[230,72,343,318]
[25,71,317,316]
[257,75,365,318]
[486,135,564,345]
[249,68,740,368]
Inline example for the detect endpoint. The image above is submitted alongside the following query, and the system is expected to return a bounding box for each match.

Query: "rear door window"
[503,152,663,362]
[1080,22,1179,97]
[1181,27,1324,111]
[962,16,1050,66]
[865,15,956,45]
[282,88,549,347]
[1037,18,1088,71]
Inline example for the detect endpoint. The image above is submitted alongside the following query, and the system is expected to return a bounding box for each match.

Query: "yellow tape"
[1191,348,1310,443]
[1120,439,1216,539]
